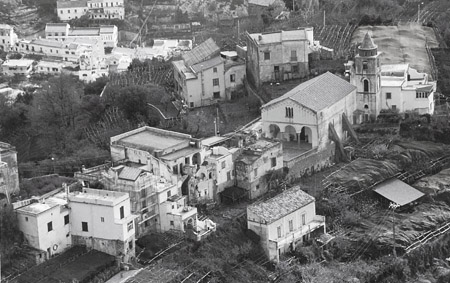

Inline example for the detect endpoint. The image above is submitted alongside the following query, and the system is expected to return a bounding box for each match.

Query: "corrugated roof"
[262,72,356,112]
[57,0,88,9]
[359,32,377,50]
[248,186,315,224]
[182,38,220,67]
[373,178,424,206]
[118,166,143,181]
[191,56,223,73]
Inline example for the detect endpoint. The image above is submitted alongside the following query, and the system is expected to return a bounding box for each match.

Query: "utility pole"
[292,0,295,12]
[237,18,240,43]
[323,10,326,26]
[389,202,400,257]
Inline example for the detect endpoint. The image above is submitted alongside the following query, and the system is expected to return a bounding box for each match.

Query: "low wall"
[285,142,336,179]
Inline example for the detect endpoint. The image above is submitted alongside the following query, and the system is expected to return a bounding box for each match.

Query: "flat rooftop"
[16,195,67,215]
[69,188,128,206]
[161,147,201,161]
[247,186,315,224]
[114,127,191,153]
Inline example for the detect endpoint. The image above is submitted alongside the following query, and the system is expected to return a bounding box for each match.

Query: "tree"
[0,205,23,265]
[115,85,150,122]
[29,74,83,155]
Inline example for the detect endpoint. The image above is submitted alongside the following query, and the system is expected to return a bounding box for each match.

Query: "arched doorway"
[285,125,297,142]
[300,126,313,144]
[269,124,280,139]
[192,153,201,166]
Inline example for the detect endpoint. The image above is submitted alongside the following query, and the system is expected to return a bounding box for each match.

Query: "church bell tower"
[352,32,382,122]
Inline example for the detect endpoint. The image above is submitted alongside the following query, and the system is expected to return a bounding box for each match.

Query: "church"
[345,32,436,123]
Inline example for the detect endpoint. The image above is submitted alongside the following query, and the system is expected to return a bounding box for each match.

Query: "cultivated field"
[351,24,439,76]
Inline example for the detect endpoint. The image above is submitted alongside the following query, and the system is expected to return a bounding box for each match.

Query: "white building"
[56,0,89,21]
[15,187,137,262]
[1,59,34,76]
[87,0,125,20]
[57,0,125,21]
[69,188,137,262]
[172,38,245,108]
[15,193,72,259]
[35,60,67,75]
[0,24,19,51]
[45,23,118,48]
[247,186,325,262]
[380,64,435,114]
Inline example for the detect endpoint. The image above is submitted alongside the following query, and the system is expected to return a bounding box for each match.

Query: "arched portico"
[269,124,281,139]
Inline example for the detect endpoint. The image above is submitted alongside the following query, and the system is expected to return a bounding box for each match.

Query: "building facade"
[1,59,34,76]
[245,28,314,87]
[46,23,118,48]
[0,24,19,51]
[0,142,19,196]
[69,188,137,263]
[235,140,283,200]
[261,72,357,151]
[57,0,89,21]
[247,186,325,262]
[57,0,125,21]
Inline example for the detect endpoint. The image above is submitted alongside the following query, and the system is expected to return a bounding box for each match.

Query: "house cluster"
[56,0,125,21]
[1,21,192,82]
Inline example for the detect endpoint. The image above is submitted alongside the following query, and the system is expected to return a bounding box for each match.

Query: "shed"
[373,178,424,206]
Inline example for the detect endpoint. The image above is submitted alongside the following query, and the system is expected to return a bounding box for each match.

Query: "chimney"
[63,183,69,199]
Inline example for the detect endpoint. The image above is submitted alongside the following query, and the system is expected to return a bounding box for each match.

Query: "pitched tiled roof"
[247,186,315,224]
[57,0,88,8]
[262,72,356,112]
[191,56,223,73]
[359,32,377,50]
[182,38,220,67]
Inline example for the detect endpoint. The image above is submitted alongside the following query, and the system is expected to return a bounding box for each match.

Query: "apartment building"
[45,23,118,48]
[1,59,34,76]
[0,24,19,51]
[57,0,89,21]
[57,0,125,21]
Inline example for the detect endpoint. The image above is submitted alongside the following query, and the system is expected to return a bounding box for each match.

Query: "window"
[277,226,281,238]
[254,168,258,177]
[213,91,220,98]
[392,105,397,110]
[128,240,133,250]
[68,9,70,13]
[386,92,392,99]
[140,188,147,198]
[127,221,133,232]
[227,171,231,181]
[25,216,28,222]
[289,220,293,232]
[213,78,219,86]
[256,184,260,190]
[167,190,171,198]
[120,206,124,219]
[60,10,63,14]
[213,67,217,73]
[221,161,226,169]
[274,66,280,72]
[101,217,105,222]
[302,214,306,225]
[74,9,77,13]
[47,221,53,232]
[290,50,297,61]
[363,79,369,92]
[264,51,270,60]
[292,65,299,73]
[230,74,235,82]
[285,107,293,118]
[362,61,368,70]
[416,92,428,98]
[82,221,88,232]
[64,215,69,225]
[190,102,194,107]
[271,157,276,168]
[170,220,174,226]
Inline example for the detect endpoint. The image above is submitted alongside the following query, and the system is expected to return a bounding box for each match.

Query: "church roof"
[359,32,377,50]
[262,72,356,112]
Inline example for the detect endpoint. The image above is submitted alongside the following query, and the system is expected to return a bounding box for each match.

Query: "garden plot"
[351,24,438,75]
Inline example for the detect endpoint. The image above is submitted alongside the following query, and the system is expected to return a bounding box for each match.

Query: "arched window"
[363,79,369,92]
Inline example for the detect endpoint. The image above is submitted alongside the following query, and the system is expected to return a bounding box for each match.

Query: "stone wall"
[285,142,336,179]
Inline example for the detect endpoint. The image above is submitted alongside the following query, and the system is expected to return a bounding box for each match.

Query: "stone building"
[247,186,325,262]
[245,28,314,87]
[0,142,19,196]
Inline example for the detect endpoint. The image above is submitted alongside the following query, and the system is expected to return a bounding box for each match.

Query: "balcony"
[290,57,297,62]
[273,215,326,247]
